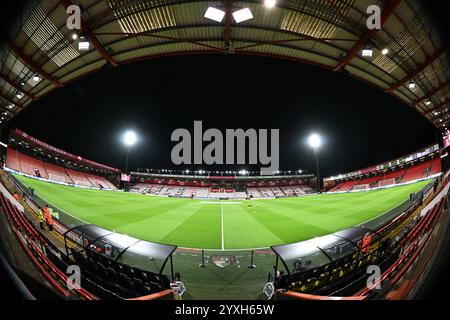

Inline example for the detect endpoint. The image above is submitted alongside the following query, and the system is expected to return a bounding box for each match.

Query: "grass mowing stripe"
[13,173,431,249]
[221,202,224,250]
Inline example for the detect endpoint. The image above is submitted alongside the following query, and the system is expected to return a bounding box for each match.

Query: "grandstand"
[326,145,441,193]
[5,129,119,190]
[129,176,314,199]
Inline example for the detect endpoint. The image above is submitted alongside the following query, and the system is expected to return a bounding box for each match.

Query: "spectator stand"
[63,224,179,299]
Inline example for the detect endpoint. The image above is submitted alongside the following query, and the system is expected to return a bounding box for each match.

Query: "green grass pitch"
[14,174,430,250]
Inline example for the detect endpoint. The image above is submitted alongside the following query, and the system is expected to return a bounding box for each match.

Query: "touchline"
[171,121,279,175]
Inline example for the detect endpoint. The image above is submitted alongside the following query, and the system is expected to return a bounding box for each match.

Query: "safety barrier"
[0,192,96,300]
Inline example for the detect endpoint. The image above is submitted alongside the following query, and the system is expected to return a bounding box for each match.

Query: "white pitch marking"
[221,202,225,251]
[200,201,242,204]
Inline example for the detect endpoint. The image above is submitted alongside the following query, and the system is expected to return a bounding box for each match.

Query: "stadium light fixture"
[124,131,137,146]
[78,36,90,51]
[264,0,277,8]
[425,100,432,106]
[381,48,389,55]
[408,82,416,90]
[308,133,321,149]
[16,93,23,99]
[122,130,138,191]
[232,8,253,23]
[362,48,373,57]
[308,133,322,193]
[204,7,226,22]
[33,75,41,82]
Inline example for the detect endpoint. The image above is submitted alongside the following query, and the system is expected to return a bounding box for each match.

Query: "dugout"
[63,224,177,294]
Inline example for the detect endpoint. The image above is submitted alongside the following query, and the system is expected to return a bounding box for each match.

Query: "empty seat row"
[70,248,170,298]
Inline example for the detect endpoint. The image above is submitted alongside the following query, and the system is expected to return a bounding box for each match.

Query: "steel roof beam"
[386,46,446,93]
[412,80,449,106]
[0,91,24,110]
[0,74,37,100]
[6,41,63,88]
[333,0,401,72]
[427,98,450,117]
[60,0,118,67]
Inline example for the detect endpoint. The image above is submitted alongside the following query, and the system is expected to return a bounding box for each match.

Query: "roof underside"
[0,0,448,129]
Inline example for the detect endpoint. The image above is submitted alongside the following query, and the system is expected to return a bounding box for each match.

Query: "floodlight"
[204,7,226,22]
[71,33,78,40]
[362,48,373,57]
[16,93,23,99]
[381,48,389,55]
[33,75,41,82]
[123,131,137,146]
[308,133,321,149]
[425,100,432,106]
[7,104,13,109]
[232,8,253,23]
[264,0,277,8]
[408,82,416,90]
[78,36,90,51]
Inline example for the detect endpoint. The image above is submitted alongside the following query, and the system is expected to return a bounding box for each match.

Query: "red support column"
[0,74,37,100]
[60,0,118,67]
[6,41,62,88]
[333,0,401,72]
[224,0,232,52]
[412,80,449,106]
[0,92,24,110]
[386,47,446,93]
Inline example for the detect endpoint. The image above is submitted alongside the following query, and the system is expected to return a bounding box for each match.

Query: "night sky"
[2,54,438,177]
[0,1,446,178]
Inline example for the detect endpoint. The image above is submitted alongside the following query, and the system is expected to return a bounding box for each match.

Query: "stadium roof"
[0,0,448,129]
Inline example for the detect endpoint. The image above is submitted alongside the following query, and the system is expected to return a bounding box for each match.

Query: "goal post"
[353,184,369,191]
[378,178,396,188]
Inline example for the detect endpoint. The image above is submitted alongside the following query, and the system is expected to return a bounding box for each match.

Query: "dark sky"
[1,1,446,178]
[3,54,438,177]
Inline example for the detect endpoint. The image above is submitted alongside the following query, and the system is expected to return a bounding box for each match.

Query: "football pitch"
[14,174,430,250]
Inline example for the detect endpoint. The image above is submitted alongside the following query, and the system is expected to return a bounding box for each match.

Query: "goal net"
[353,184,369,191]
[378,178,396,188]
[48,173,67,183]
